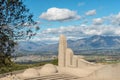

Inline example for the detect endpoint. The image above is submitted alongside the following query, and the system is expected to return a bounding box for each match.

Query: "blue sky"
[24,0,120,42]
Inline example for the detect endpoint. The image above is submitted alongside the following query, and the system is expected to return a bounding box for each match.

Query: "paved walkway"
[25,74,80,80]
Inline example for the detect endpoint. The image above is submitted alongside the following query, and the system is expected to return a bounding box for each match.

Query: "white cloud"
[93,18,103,25]
[85,9,96,16]
[31,12,120,42]
[84,29,101,35]
[40,7,81,21]
[108,12,120,25]
[32,24,120,42]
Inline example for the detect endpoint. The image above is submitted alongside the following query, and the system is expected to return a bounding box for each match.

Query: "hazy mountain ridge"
[68,35,120,50]
[17,35,120,54]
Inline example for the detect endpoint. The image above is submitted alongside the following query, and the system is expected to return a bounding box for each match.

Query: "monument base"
[57,65,104,77]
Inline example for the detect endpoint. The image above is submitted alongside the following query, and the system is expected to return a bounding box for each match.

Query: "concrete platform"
[24,73,80,80]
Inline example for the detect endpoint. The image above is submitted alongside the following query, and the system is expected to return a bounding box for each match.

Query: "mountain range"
[16,35,120,55]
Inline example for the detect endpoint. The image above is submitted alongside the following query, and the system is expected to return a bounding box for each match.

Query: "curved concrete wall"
[65,48,73,67]
[81,63,120,80]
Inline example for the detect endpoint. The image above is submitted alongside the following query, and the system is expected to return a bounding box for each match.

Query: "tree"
[0,0,39,66]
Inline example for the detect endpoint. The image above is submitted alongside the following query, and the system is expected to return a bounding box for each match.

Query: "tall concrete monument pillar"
[58,34,80,68]
[58,34,67,67]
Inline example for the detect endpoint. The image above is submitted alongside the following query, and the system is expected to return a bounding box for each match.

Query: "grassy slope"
[1,56,120,74]
[0,59,58,74]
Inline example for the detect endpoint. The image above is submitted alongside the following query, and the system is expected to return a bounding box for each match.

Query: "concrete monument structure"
[58,34,67,67]
[57,34,120,80]
[40,64,58,75]
[58,34,80,68]
[22,68,40,78]
[58,34,96,68]
[65,48,73,67]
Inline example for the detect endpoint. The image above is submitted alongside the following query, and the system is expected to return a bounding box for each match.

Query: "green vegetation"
[84,55,120,64]
[0,59,58,74]
[0,0,39,68]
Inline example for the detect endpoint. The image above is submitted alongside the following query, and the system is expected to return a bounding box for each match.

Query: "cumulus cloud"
[107,12,120,25]
[32,24,120,42]
[32,12,120,42]
[93,18,103,25]
[40,7,81,21]
[85,9,96,16]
